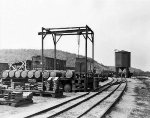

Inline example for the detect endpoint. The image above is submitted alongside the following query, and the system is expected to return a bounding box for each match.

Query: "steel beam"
[52,34,57,70]
[84,26,88,92]
[92,33,94,70]
[42,27,44,91]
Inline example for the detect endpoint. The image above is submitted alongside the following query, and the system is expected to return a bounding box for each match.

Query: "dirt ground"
[0,77,150,118]
[0,92,86,118]
[107,77,150,118]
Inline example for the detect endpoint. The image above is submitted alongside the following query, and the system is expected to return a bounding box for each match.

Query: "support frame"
[38,25,94,91]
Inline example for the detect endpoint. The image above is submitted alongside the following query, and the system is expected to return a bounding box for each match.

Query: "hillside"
[0,49,109,70]
[0,49,75,67]
[0,49,143,73]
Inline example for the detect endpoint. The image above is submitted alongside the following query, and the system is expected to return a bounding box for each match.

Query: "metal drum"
[28,70,36,78]
[2,70,10,78]
[43,70,50,79]
[35,70,42,79]
[15,70,23,78]
[9,70,16,78]
[50,70,62,77]
[21,70,29,78]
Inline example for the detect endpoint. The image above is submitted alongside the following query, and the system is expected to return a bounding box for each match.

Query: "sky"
[0,0,150,71]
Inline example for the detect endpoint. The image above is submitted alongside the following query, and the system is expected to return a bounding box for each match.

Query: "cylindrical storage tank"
[66,70,75,78]
[43,70,50,79]
[50,70,62,77]
[2,70,10,78]
[9,70,16,78]
[115,50,131,68]
[28,70,36,78]
[21,70,29,78]
[15,70,23,78]
[35,70,42,79]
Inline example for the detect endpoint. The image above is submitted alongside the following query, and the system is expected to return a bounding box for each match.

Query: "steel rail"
[77,79,123,118]
[93,77,115,92]
[100,78,127,118]
[25,78,115,118]
[25,92,90,118]
[46,78,116,118]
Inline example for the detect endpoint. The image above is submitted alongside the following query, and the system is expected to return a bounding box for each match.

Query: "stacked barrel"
[50,70,62,77]
[2,69,68,79]
[2,70,10,79]
[28,70,36,79]
[43,70,50,79]
[2,69,68,92]
[2,70,11,86]
[9,70,16,78]
[2,70,18,79]
[21,70,29,78]
[15,70,23,78]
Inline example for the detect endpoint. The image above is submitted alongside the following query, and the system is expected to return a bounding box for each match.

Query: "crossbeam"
[38,27,93,36]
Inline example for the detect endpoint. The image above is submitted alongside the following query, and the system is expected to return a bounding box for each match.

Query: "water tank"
[115,50,131,68]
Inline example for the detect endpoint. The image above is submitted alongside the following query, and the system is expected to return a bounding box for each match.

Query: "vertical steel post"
[42,27,44,91]
[54,34,56,70]
[85,26,88,92]
[92,33,94,70]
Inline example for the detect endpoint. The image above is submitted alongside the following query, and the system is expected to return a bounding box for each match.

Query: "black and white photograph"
[0,0,150,118]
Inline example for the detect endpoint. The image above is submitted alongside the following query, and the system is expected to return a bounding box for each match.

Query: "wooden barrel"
[15,70,23,78]
[43,70,50,79]
[50,70,62,77]
[9,70,16,78]
[66,70,75,78]
[21,70,29,78]
[2,70,10,78]
[35,70,42,79]
[28,70,36,78]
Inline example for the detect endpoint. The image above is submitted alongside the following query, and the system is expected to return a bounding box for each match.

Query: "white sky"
[0,0,150,71]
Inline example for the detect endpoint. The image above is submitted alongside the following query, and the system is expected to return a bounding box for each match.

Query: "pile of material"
[0,91,33,107]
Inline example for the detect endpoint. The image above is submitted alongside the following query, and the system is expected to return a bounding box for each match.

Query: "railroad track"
[80,78,127,118]
[25,78,126,118]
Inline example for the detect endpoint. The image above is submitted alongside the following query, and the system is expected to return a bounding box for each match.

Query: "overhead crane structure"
[38,25,94,91]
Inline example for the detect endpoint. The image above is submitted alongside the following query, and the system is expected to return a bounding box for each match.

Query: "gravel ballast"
[107,77,150,118]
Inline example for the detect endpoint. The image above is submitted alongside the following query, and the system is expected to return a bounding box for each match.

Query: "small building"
[32,55,66,70]
[75,58,94,73]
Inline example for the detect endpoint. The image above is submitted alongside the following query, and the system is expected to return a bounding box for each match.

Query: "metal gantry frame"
[38,25,94,91]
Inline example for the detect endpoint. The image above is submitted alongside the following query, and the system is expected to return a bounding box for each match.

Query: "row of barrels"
[2,70,75,79]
